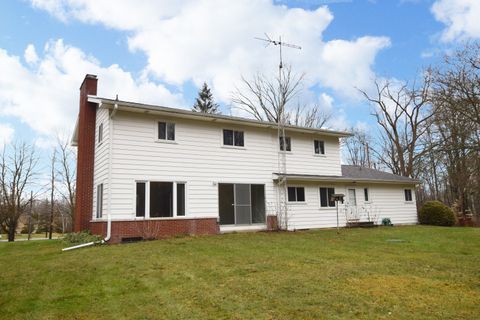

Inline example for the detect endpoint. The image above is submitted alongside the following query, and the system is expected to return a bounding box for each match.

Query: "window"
[404,189,413,202]
[287,187,305,202]
[96,184,103,218]
[320,187,335,207]
[158,122,175,141]
[279,136,291,151]
[364,188,369,202]
[223,129,244,147]
[177,183,185,216]
[98,123,103,143]
[136,181,186,218]
[136,182,146,217]
[314,140,325,155]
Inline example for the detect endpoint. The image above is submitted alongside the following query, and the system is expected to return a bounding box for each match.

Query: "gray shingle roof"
[341,165,418,183]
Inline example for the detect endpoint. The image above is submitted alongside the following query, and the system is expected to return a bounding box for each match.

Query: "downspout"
[62,103,117,252]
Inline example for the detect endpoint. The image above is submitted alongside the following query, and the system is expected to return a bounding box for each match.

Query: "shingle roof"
[274,166,419,184]
[341,165,418,183]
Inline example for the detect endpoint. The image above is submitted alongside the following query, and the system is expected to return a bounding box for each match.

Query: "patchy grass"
[0,226,479,319]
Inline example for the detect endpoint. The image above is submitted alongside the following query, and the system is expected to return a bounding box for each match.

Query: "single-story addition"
[72,74,419,243]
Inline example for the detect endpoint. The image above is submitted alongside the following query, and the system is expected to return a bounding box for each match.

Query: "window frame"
[364,188,370,202]
[98,123,103,144]
[134,180,187,219]
[96,183,103,218]
[222,129,245,148]
[319,187,336,208]
[287,186,305,203]
[279,136,292,152]
[404,189,413,202]
[156,121,176,142]
[314,139,325,156]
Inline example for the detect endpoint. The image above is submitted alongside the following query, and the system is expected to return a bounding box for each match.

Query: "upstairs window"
[158,122,175,141]
[279,136,291,152]
[223,129,244,147]
[320,187,335,207]
[314,140,325,155]
[288,187,305,202]
[404,189,413,202]
[98,123,103,144]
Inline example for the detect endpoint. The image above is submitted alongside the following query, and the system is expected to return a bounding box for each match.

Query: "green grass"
[0,226,479,320]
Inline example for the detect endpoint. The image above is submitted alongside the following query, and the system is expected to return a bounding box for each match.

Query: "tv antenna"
[255,33,301,76]
[255,33,301,231]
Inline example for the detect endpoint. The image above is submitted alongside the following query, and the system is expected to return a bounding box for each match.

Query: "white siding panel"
[92,107,110,219]
[286,183,417,230]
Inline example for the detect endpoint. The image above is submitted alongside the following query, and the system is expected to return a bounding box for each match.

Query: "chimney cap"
[85,74,97,79]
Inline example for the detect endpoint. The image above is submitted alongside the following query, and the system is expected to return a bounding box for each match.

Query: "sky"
[0,0,478,152]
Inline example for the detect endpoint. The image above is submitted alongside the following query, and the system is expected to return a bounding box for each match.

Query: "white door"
[348,189,357,206]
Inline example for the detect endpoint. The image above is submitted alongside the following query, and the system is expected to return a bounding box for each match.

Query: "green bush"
[418,201,455,226]
[381,218,393,226]
[63,231,103,245]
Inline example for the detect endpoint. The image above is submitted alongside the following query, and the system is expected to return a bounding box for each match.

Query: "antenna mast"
[255,34,301,230]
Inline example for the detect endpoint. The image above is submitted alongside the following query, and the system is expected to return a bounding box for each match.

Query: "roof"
[81,95,352,138]
[274,165,420,185]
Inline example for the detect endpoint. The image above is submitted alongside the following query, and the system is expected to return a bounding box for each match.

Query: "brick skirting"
[90,218,219,243]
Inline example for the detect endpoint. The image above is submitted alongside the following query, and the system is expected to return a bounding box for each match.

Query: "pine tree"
[192,82,220,114]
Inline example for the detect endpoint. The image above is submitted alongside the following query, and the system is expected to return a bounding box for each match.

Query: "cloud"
[0,123,14,146]
[30,0,390,101]
[431,0,480,42]
[24,44,39,64]
[0,40,184,136]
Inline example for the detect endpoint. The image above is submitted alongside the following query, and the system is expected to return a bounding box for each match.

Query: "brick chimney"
[74,74,98,232]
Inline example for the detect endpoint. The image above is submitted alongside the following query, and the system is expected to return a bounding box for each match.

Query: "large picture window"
[223,129,244,147]
[320,187,335,207]
[135,181,186,218]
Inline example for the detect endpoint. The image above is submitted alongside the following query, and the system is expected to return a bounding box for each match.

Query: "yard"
[0,226,479,319]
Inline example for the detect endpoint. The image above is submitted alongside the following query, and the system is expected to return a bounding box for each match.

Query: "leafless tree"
[0,142,38,242]
[48,149,56,239]
[359,73,433,178]
[344,128,375,168]
[291,103,332,128]
[57,137,76,230]
[232,66,305,123]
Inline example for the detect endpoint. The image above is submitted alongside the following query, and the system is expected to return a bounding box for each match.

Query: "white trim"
[220,224,266,233]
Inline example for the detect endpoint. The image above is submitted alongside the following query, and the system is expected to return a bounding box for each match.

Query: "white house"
[72,75,418,243]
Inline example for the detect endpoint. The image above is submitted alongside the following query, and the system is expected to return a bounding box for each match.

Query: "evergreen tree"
[192,82,220,114]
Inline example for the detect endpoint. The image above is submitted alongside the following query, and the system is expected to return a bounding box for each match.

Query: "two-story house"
[72,75,419,243]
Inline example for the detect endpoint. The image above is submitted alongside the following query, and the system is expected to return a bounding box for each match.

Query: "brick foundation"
[90,218,219,243]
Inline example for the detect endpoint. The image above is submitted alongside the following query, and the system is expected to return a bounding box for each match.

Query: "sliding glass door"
[218,184,265,225]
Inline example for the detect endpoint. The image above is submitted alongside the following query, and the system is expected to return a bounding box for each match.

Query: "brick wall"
[74,75,98,232]
[90,218,219,243]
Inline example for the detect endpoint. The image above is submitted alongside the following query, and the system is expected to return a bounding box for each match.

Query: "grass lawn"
[0,226,479,320]
[0,233,63,240]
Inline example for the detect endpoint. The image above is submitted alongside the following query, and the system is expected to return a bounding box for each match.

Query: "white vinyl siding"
[92,107,110,220]
[286,183,418,230]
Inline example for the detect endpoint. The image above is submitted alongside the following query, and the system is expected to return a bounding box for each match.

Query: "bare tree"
[0,142,37,242]
[232,66,305,123]
[291,104,332,128]
[344,128,375,168]
[359,73,433,178]
[48,149,56,239]
[57,137,76,230]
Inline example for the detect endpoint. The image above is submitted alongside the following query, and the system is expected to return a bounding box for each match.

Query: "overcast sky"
[0,0,478,149]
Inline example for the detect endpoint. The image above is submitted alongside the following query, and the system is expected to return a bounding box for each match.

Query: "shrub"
[63,231,103,245]
[418,201,455,226]
[381,218,393,226]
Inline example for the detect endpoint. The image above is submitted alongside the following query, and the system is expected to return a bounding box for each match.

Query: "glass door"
[218,184,265,225]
